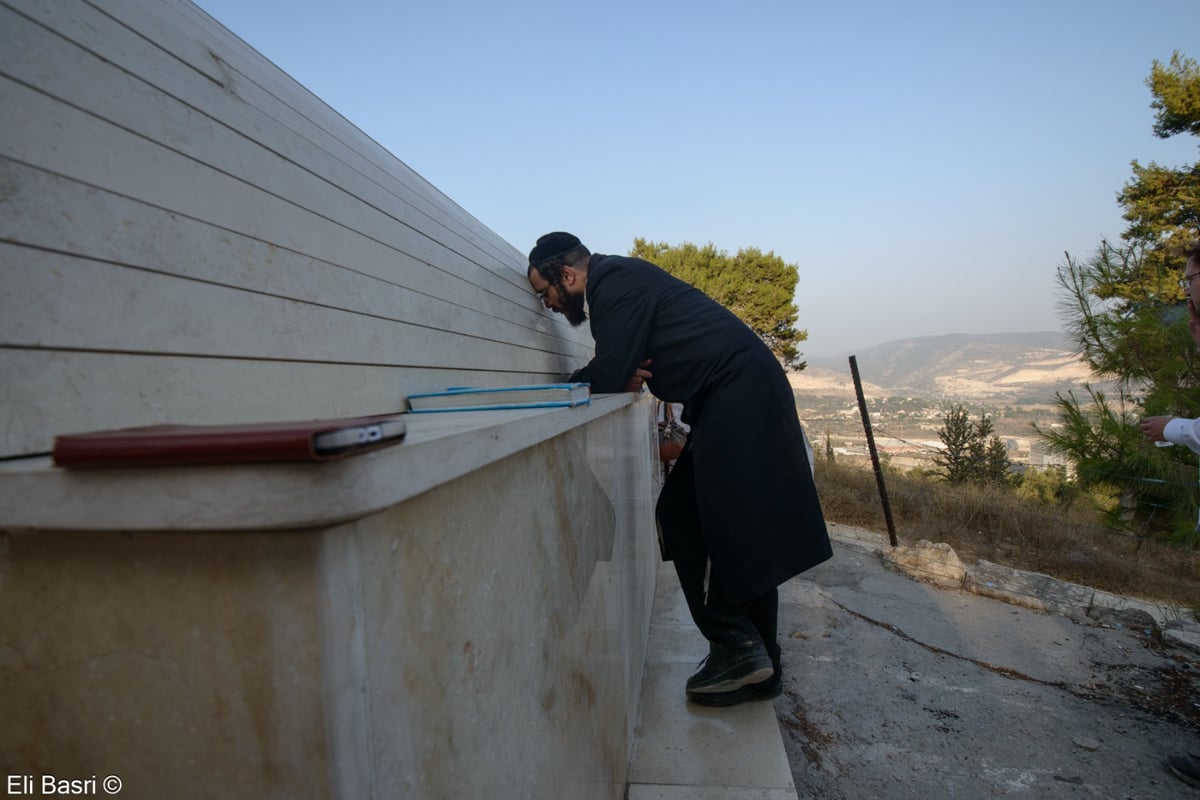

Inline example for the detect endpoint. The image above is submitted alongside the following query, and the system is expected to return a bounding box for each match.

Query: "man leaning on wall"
[527,231,832,707]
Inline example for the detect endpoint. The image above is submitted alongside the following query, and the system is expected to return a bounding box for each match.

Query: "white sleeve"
[1163,417,1200,455]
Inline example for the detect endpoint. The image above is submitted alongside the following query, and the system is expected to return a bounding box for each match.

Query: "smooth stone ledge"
[0,394,635,532]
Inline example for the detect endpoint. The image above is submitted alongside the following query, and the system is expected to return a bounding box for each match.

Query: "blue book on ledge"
[406,383,591,413]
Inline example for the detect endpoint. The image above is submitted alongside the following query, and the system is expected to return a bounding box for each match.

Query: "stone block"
[879,540,966,589]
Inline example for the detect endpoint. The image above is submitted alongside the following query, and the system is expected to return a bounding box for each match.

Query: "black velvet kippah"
[528,231,582,265]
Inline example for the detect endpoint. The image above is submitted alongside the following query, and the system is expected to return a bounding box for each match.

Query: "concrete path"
[777,525,1200,799]
[628,522,1200,799]
[627,561,799,799]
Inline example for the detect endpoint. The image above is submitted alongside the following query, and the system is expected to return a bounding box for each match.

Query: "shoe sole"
[686,663,775,694]
[688,678,782,707]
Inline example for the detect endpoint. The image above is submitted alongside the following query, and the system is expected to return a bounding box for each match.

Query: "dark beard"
[561,288,588,327]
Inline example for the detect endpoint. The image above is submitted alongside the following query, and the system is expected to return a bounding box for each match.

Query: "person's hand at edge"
[624,358,652,392]
[1140,416,1172,442]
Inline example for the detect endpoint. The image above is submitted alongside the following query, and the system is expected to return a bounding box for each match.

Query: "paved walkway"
[627,561,798,799]
[628,523,1200,799]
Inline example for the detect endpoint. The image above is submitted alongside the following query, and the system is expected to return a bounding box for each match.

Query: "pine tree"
[982,435,1013,486]
[934,405,1012,486]
[933,405,977,484]
[1046,52,1200,541]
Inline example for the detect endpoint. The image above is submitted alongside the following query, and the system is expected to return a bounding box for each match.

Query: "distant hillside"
[799,332,1098,402]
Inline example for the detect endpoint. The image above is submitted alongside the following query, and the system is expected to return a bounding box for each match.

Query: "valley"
[791,331,1104,473]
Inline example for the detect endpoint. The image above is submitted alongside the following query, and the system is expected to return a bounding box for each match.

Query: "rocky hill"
[797,331,1099,403]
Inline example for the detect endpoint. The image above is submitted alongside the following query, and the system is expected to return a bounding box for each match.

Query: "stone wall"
[0,2,658,797]
[1,399,657,799]
[0,0,590,459]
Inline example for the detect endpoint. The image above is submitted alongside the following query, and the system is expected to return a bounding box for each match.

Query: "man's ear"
[560,265,578,287]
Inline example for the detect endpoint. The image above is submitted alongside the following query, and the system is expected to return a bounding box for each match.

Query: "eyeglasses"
[533,271,566,303]
[1179,273,1200,290]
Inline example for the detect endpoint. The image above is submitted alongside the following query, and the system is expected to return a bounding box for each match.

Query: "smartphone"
[314,419,407,455]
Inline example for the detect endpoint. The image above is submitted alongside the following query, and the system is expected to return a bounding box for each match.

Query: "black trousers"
[656,446,778,650]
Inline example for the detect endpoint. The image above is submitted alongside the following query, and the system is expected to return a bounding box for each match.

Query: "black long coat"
[569,254,832,603]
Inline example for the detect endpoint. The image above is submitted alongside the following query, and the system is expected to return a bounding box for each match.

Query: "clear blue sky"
[193,0,1198,357]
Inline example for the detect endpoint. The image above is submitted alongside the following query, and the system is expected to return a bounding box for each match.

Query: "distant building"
[1029,441,1074,475]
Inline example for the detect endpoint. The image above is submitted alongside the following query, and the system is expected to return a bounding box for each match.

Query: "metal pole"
[849,355,898,547]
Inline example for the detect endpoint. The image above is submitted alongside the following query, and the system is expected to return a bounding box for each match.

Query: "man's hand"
[623,358,653,392]
[1140,415,1172,443]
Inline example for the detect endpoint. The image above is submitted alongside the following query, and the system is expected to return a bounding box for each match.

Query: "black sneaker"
[685,639,774,696]
[688,642,782,707]
[1167,752,1200,788]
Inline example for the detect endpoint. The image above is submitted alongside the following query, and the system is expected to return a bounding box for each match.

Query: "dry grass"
[814,459,1200,611]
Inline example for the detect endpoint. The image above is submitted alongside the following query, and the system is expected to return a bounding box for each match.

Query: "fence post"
[849,355,899,547]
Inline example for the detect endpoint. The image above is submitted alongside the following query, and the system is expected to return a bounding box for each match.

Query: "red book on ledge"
[52,414,408,468]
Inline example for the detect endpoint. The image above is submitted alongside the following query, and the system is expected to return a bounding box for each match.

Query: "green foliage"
[1147,52,1200,140]
[932,404,1012,486]
[1120,161,1200,259]
[1054,242,1198,404]
[905,465,936,481]
[983,433,1011,485]
[1119,52,1200,271]
[1015,466,1071,505]
[934,405,976,484]
[1046,52,1200,544]
[629,237,806,366]
[1036,387,1198,540]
